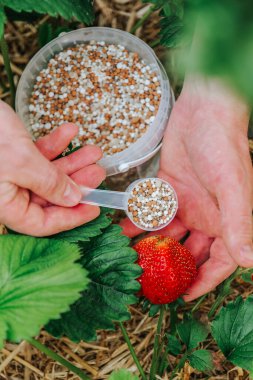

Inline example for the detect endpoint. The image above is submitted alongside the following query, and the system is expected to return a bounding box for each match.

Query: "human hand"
[0,101,105,236]
[121,76,253,301]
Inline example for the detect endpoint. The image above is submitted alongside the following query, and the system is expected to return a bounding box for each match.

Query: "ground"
[0,0,252,379]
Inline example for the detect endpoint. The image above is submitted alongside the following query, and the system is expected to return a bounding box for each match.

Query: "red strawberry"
[134,236,197,304]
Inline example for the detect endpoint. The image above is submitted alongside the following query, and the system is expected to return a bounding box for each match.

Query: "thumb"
[11,142,82,207]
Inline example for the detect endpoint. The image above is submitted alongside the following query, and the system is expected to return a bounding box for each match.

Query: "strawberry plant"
[1,206,253,378]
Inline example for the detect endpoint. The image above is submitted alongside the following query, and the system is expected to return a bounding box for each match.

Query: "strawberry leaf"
[0,235,88,347]
[188,350,213,371]
[177,317,209,350]
[109,369,139,380]
[1,0,94,25]
[167,334,182,356]
[149,304,161,317]
[212,296,253,372]
[46,225,142,342]
[38,23,72,48]
[159,14,184,47]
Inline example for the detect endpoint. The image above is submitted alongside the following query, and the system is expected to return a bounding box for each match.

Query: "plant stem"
[0,35,16,108]
[169,305,178,335]
[191,294,207,313]
[27,338,91,380]
[119,322,147,380]
[208,294,224,319]
[149,306,165,380]
[131,5,156,34]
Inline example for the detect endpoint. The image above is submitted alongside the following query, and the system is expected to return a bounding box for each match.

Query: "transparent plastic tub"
[16,27,173,176]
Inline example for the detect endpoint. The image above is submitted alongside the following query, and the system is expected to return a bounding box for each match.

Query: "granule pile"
[29,41,161,156]
[127,178,178,229]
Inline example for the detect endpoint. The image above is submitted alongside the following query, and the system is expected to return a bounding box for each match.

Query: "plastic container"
[16,27,173,176]
[80,177,178,231]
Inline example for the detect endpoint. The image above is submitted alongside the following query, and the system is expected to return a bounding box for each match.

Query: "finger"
[119,216,187,239]
[31,164,106,206]
[184,230,213,266]
[35,123,79,159]
[215,151,253,267]
[184,238,237,302]
[3,191,100,236]
[71,164,106,188]
[40,204,100,236]
[6,141,81,207]
[54,145,103,175]
[119,218,144,238]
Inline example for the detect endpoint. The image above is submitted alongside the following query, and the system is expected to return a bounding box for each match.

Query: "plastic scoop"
[80,178,178,232]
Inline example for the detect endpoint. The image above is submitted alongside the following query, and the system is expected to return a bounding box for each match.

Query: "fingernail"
[63,181,81,206]
[240,244,253,266]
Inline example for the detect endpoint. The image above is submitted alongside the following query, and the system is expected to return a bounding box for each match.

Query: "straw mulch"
[0,0,252,379]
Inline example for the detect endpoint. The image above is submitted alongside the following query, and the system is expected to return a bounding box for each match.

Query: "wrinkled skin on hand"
[121,76,253,301]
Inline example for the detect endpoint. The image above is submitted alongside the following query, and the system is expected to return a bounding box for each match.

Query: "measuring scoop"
[80,178,178,232]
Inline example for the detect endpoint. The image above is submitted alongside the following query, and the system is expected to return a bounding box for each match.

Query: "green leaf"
[38,23,53,48]
[177,317,209,350]
[188,350,213,371]
[149,304,161,317]
[212,296,253,372]
[159,14,184,47]
[46,225,142,341]
[0,235,88,347]
[38,23,73,48]
[109,369,139,380]
[0,5,6,39]
[2,0,94,25]
[51,207,113,243]
[167,334,182,356]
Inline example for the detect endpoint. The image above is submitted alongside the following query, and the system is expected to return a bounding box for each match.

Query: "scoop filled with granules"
[80,178,178,231]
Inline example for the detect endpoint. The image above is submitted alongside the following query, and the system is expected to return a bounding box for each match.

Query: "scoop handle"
[80,187,127,210]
